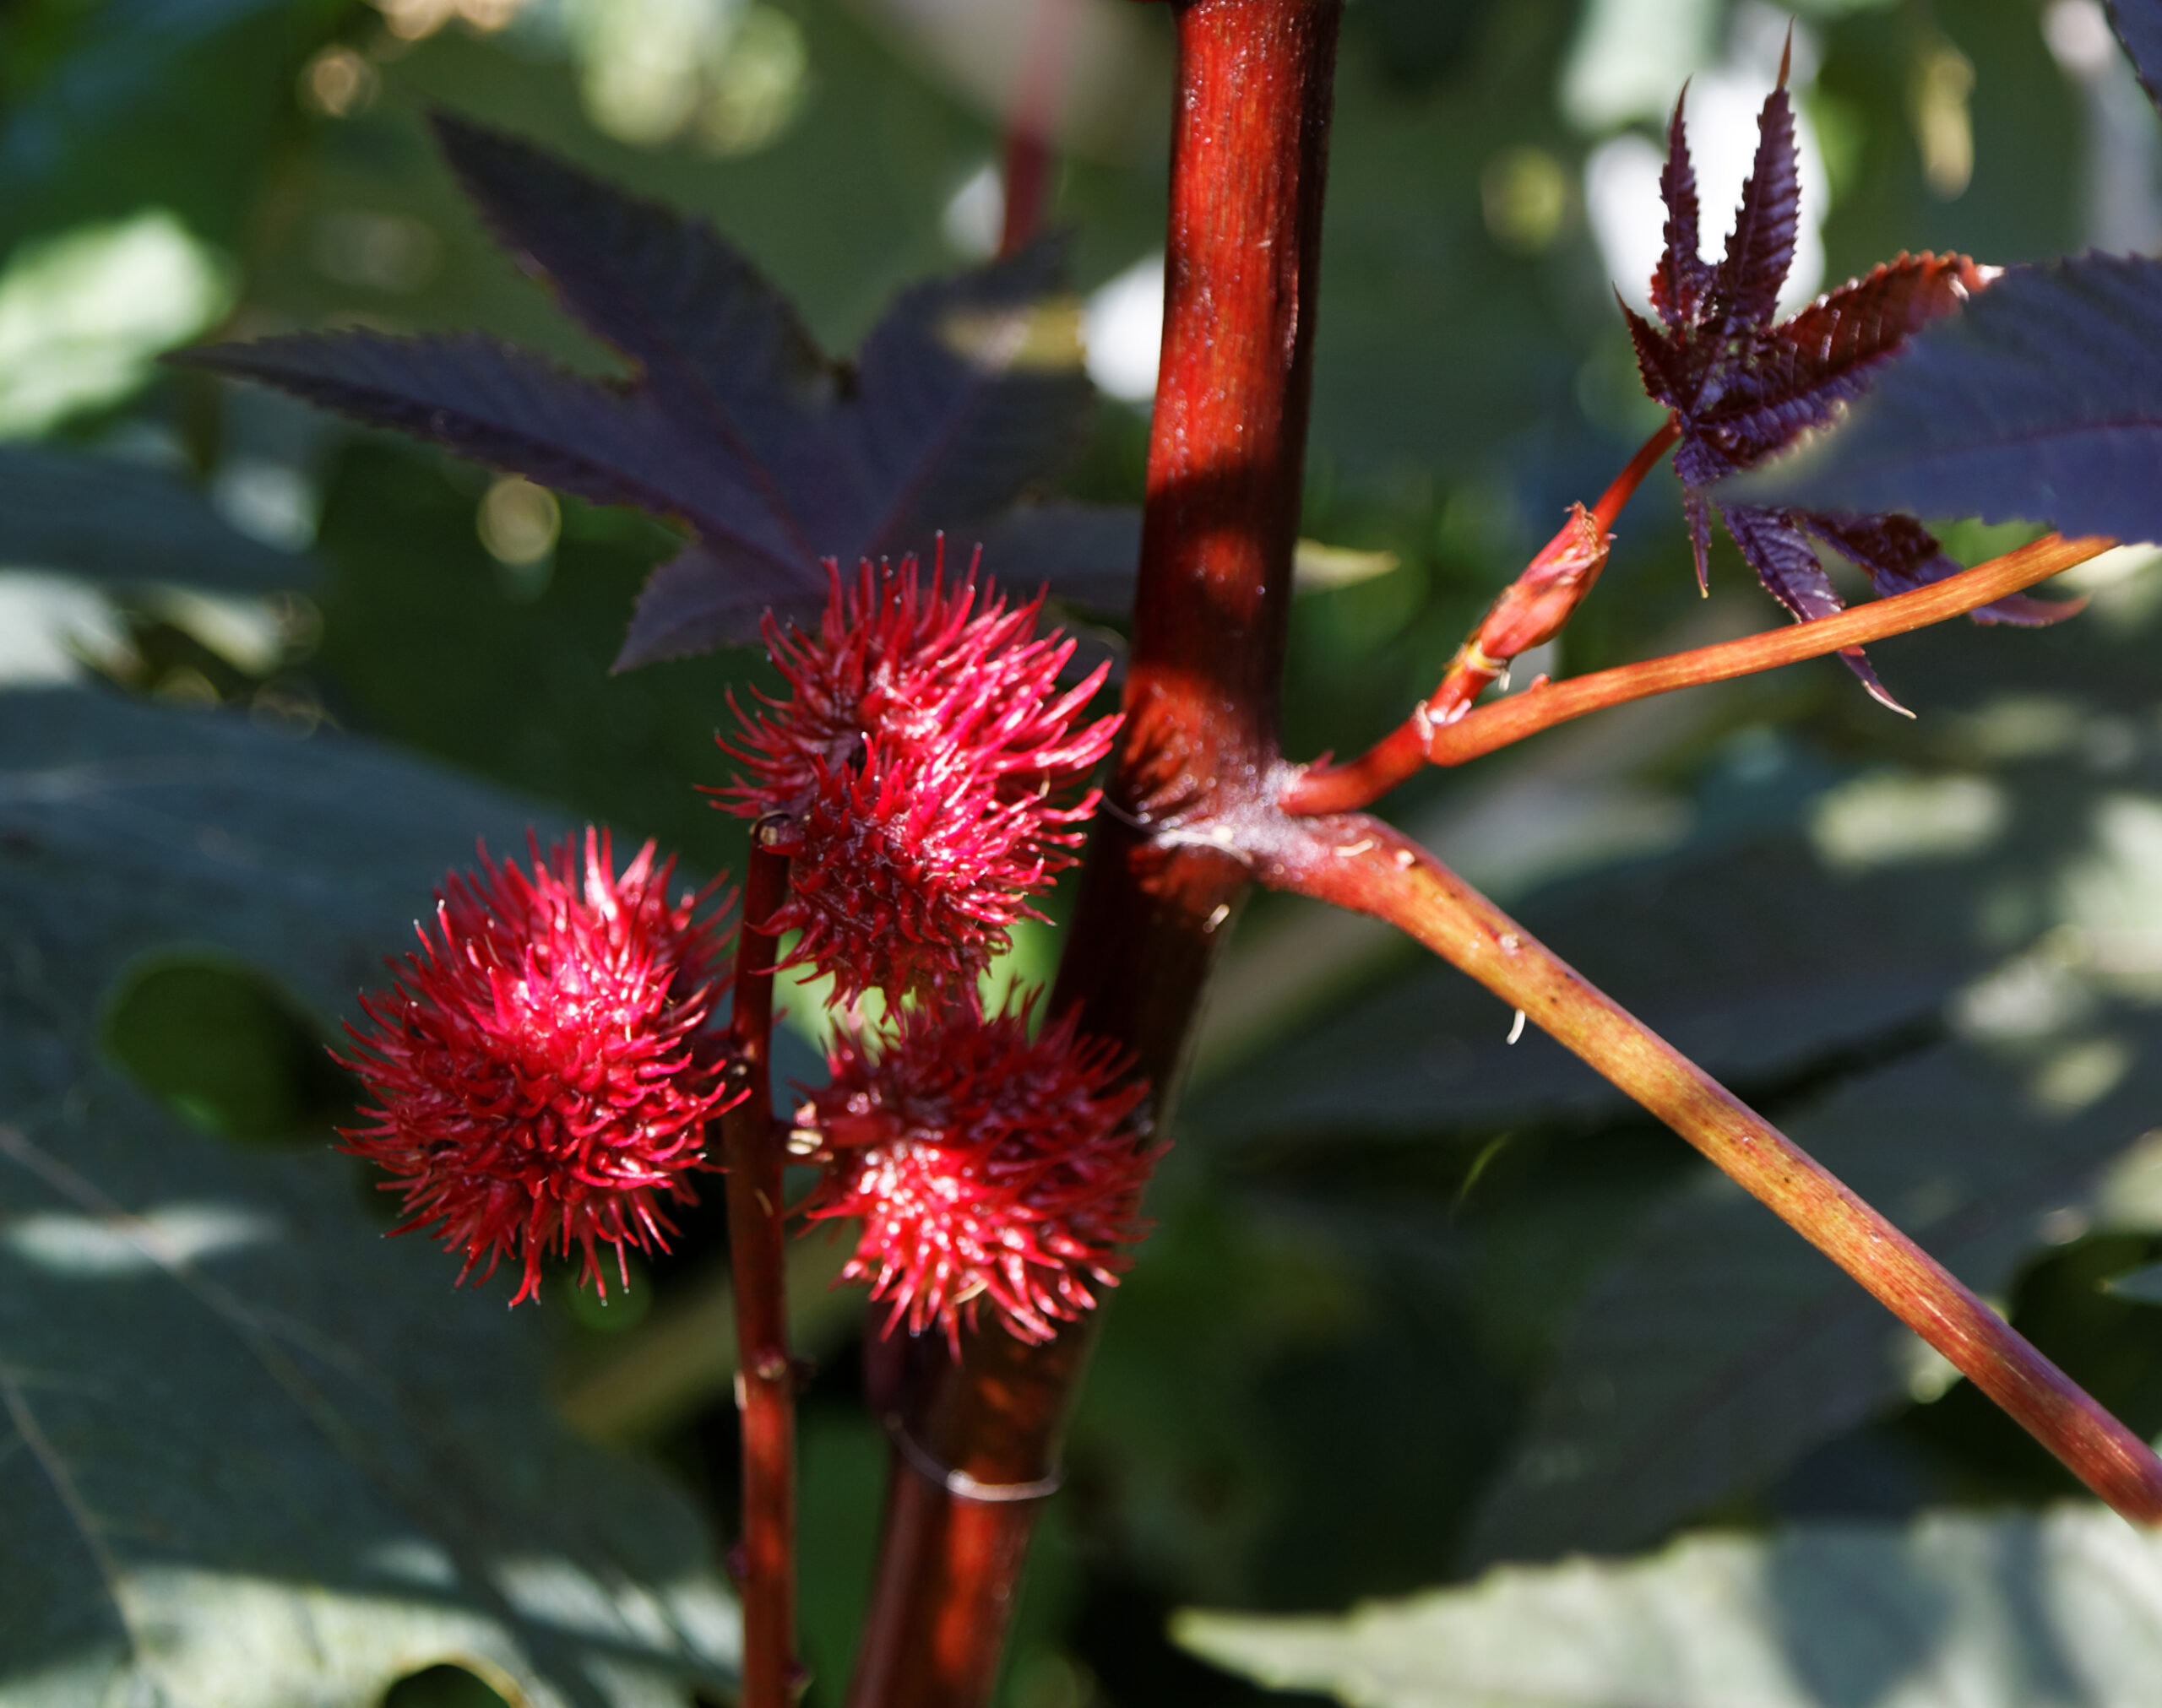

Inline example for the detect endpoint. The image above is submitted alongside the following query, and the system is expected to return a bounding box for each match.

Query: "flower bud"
[717,550,1119,1006]
[795,999,1154,1353]
[339,829,736,1304]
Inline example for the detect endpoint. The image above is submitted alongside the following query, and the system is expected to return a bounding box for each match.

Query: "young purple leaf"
[1707,44,1799,339]
[1627,65,2075,702]
[1721,252,2162,550]
[1651,88,1714,331]
[1801,512,2068,626]
[1722,503,1908,712]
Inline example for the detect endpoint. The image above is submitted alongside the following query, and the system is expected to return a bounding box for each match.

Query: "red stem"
[1262,811,2162,1523]
[1283,529,2105,816]
[721,824,797,1708]
[998,0,1078,254]
[1419,532,2105,769]
[1001,131,1054,257]
[1285,417,1678,813]
[1592,415,1680,532]
[843,6,1344,1704]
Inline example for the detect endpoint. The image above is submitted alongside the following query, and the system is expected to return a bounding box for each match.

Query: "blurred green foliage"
[4,0,2161,1705]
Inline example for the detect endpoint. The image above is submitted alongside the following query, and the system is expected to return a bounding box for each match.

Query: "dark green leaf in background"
[1177,1504,2162,1708]
[0,447,312,594]
[0,688,738,1705]
[1466,1028,2162,1565]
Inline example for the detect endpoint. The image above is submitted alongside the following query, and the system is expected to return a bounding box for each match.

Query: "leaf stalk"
[1283,529,2105,815]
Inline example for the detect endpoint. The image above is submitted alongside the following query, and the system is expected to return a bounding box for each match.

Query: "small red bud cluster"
[339,830,737,1304]
[346,550,1154,1350]
[794,1000,1153,1352]
[715,551,1118,1007]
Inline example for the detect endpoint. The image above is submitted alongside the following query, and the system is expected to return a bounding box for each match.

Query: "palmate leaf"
[178,117,1133,667]
[1626,68,2070,705]
[1723,252,2162,549]
[0,688,738,1706]
[1176,1505,2162,1708]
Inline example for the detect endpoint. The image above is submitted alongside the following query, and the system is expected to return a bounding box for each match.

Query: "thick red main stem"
[843,6,1345,1705]
[1268,814,2162,1524]
[721,828,797,1708]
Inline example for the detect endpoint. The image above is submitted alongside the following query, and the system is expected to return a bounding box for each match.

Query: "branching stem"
[1284,531,2107,815]
[1261,810,2162,1523]
[721,822,799,1708]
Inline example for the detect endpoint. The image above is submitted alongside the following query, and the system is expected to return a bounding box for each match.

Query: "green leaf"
[0,686,558,1021]
[1175,1503,2162,1708]
[1192,825,1996,1140]
[0,447,311,594]
[1467,1026,2162,1564]
[0,0,341,254]
[2106,1260,2162,1305]
[0,1074,736,1708]
[0,688,738,1705]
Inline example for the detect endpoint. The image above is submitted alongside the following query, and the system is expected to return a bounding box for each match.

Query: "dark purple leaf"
[616,540,827,667]
[429,116,837,556]
[171,331,801,568]
[1803,511,2074,626]
[1723,252,2162,546]
[1708,75,1798,337]
[1651,91,1714,331]
[616,507,1138,675]
[841,244,1095,551]
[2110,0,2162,110]
[1721,503,1905,712]
[180,122,1099,668]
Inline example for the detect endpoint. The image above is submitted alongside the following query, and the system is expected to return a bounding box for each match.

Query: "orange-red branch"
[1263,811,2162,1525]
[1284,531,2107,815]
[721,823,799,1708]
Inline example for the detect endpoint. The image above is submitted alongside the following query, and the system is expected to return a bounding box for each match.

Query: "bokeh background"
[6,1,2162,1705]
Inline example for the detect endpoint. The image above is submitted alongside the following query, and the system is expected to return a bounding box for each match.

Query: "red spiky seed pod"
[796,999,1155,1353]
[716,550,1118,1007]
[339,829,739,1304]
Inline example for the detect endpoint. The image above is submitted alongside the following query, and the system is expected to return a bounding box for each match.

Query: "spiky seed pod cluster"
[339,829,738,1304]
[716,551,1119,1007]
[796,1000,1154,1352]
